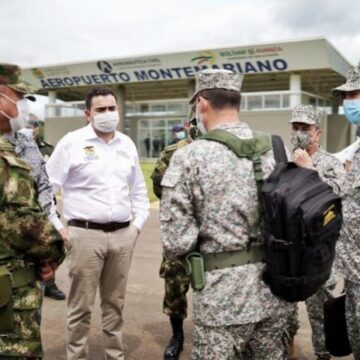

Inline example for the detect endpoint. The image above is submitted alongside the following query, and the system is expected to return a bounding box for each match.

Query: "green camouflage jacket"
[0,135,64,267]
[151,139,189,199]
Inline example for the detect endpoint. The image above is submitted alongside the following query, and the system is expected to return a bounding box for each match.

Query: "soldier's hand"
[59,227,69,249]
[40,261,55,282]
[293,148,313,169]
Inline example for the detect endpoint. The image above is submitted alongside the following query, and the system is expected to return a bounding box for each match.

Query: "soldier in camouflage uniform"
[332,66,360,360]
[0,63,65,359]
[160,69,293,359]
[151,122,193,360]
[289,104,347,360]
[19,117,66,301]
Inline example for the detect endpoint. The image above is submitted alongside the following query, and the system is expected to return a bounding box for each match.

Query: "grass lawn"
[140,160,158,203]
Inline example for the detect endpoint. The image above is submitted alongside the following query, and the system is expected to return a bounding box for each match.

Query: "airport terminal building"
[22,37,355,157]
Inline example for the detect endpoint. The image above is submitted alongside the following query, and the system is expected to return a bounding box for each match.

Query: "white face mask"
[195,107,207,134]
[92,111,120,133]
[0,93,30,132]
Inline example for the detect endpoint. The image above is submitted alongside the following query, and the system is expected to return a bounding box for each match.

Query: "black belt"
[68,219,130,232]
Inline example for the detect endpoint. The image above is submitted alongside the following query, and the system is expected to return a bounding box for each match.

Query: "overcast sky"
[1,0,359,68]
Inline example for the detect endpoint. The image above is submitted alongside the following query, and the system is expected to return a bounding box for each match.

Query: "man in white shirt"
[46,86,149,360]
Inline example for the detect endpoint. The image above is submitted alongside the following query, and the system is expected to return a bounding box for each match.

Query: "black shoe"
[164,335,183,360]
[164,315,184,360]
[44,281,66,300]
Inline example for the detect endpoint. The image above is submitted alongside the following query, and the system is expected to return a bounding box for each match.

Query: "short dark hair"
[197,89,241,111]
[85,86,117,110]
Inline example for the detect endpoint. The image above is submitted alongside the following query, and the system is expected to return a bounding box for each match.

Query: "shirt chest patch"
[83,146,99,161]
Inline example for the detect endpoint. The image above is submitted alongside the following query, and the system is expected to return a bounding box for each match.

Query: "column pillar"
[114,85,126,133]
[289,74,301,108]
[47,90,57,118]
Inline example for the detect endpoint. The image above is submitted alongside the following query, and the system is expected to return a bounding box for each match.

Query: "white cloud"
[0,0,359,67]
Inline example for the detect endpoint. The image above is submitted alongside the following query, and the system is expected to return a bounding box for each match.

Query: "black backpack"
[201,129,343,302]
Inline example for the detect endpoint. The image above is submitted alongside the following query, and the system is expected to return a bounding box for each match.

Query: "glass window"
[152,129,166,157]
[126,105,135,114]
[248,96,262,110]
[265,95,280,109]
[151,104,166,113]
[168,119,181,127]
[138,129,152,158]
[309,97,317,106]
[282,94,290,108]
[168,103,185,114]
[140,103,149,113]
[152,119,166,127]
[139,120,149,129]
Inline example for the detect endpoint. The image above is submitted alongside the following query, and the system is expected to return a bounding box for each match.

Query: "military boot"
[164,315,184,360]
[44,278,66,300]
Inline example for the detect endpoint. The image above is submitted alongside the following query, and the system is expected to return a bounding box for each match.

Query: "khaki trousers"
[66,225,138,360]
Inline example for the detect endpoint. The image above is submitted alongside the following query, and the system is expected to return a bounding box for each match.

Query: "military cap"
[0,62,36,101]
[332,66,360,97]
[189,69,243,104]
[290,104,323,126]
[172,124,184,132]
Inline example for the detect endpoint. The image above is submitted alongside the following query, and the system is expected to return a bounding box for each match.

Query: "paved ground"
[41,204,353,359]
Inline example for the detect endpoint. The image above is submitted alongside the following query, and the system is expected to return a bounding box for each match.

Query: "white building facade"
[22,37,354,156]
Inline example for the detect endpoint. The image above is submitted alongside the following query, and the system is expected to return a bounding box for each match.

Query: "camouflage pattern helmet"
[290,104,323,126]
[332,66,360,97]
[189,69,243,104]
[0,62,36,101]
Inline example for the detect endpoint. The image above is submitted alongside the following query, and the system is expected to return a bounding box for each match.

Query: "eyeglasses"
[94,106,118,113]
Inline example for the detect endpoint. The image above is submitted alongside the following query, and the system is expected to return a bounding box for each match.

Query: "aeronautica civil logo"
[191,51,216,65]
[97,61,113,74]
[31,68,44,79]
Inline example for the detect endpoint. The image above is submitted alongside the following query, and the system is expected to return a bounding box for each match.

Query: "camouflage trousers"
[0,281,42,359]
[345,279,360,360]
[159,255,190,319]
[191,316,288,360]
[285,284,335,360]
[305,285,334,359]
[283,304,299,359]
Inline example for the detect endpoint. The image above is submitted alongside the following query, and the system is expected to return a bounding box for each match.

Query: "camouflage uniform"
[335,148,360,359]
[152,139,191,318]
[303,149,346,359]
[37,140,54,162]
[8,133,54,215]
[161,122,293,359]
[0,136,64,359]
[289,105,348,359]
[332,66,360,360]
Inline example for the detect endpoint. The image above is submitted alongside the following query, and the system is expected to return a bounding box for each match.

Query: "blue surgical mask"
[175,131,186,140]
[343,100,360,125]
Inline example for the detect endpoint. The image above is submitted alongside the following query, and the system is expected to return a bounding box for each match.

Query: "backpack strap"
[271,135,287,163]
[200,129,272,242]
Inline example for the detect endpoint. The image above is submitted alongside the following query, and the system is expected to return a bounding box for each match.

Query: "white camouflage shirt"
[160,122,292,327]
[336,148,360,283]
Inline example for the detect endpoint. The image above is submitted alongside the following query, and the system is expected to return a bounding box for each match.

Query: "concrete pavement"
[41,205,353,359]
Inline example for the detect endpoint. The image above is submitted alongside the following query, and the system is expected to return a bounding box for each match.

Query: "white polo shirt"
[46,124,149,230]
